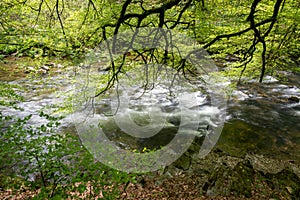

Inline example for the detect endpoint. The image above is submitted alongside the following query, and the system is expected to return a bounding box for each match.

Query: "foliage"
[0,0,121,57]
[0,0,299,197]
[0,108,133,198]
[0,82,24,108]
[192,0,300,82]
[0,0,299,82]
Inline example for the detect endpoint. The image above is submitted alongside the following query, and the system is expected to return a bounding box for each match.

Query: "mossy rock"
[265,168,300,198]
[202,160,254,198]
[173,153,191,170]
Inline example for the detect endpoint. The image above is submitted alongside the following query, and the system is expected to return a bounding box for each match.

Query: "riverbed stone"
[216,119,269,158]
[41,65,50,72]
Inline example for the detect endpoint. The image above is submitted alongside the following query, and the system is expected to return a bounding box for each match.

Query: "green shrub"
[0,95,133,199]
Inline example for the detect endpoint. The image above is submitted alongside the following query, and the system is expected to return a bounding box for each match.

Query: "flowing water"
[1,65,299,161]
[219,75,300,160]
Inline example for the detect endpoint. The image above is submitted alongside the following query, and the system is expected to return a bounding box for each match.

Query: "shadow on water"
[217,77,300,161]
[217,119,300,160]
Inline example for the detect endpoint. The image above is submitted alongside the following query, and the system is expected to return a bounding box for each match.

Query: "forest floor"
[1,150,299,199]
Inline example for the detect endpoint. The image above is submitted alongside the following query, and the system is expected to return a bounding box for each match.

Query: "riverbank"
[1,149,299,199]
[120,149,300,199]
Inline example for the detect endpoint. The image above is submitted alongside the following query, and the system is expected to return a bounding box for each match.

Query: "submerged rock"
[288,96,299,103]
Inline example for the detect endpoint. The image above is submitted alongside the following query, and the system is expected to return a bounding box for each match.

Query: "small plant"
[0,107,134,199]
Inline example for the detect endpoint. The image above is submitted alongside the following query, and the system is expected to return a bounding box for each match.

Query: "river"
[1,63,299,162]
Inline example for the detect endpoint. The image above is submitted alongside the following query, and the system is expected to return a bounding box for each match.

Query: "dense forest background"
[0,0,300,199]
[1,0,299,80]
